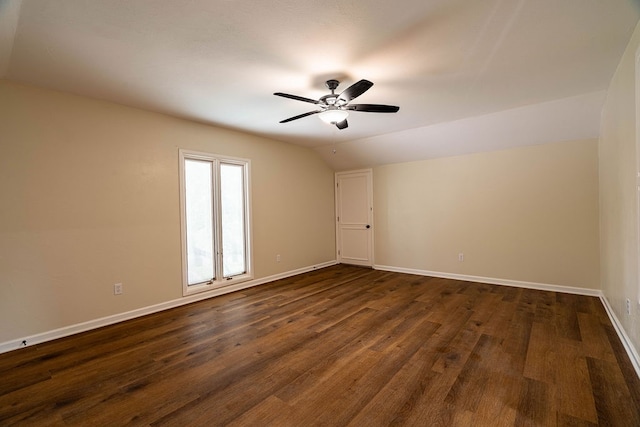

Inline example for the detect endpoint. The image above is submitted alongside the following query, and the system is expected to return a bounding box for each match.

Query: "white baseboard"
[373,264,602,296]
[0,260,338,355]
[599,295,640,379]
[374,264,640,379]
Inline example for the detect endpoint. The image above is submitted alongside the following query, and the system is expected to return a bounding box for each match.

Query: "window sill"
[183,273,254,297]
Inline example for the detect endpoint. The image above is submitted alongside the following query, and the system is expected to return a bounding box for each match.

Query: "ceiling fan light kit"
[274,79,399,130]
[319,109,349,124]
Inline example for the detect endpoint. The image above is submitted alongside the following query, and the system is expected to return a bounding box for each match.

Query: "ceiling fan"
[274,79,399,130]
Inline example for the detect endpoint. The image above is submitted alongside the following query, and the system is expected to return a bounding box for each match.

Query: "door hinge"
[338,250,341,256]
[337,216,339,222]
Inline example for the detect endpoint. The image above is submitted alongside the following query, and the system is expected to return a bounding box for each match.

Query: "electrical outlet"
[276,254,281,262]
[114,283,123,295]
[626,298,631,315]
[458,253,464,262]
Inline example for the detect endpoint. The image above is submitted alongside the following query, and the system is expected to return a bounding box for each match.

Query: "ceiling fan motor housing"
[325,79,340,92]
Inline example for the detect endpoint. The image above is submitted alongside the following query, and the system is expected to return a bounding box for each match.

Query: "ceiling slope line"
[0,0,22,78]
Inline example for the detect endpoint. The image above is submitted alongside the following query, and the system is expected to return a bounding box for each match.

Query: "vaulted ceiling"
[1,0,638,169]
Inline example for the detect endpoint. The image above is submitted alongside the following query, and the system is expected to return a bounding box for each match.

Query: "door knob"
[366,225,371,229]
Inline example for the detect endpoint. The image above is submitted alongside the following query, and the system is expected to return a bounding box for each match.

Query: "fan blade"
[337,79,373,103]
[274,92,319,104]
[279,110,322,123]
[347,104,400,113]
[335,119,348,130]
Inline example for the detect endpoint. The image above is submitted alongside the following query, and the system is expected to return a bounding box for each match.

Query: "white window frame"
[179,149,253,296]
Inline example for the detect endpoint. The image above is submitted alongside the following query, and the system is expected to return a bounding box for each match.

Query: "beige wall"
[0,81,336,344]
[374,139,600,289]
[600,21,640,353]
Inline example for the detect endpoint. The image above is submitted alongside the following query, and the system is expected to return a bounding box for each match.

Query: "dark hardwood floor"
[1,265,639,426]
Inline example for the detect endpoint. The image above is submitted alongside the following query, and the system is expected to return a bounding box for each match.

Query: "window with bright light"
[179,150,251,295]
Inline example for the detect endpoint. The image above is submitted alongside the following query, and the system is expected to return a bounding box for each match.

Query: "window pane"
[185,159,214,285]
[220,163,246,277]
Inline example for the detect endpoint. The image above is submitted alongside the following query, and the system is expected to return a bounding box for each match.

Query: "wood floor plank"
[444,334,503,412]
[577,312,617,363]
[556,413,598,426]
[555,338,598,424]
[469,371,521,426]
[523,321,557,384]
[466,291,505,330]
[0,265,638,426]
[601,320,640,409]
[479,298,517,339]
[555,292,583,341]
[346,343,442,426]
[515,377,555,426]
[280,349,384,426]
[501,307,534,375]
[226,395,294,427]
[586,356,640,426]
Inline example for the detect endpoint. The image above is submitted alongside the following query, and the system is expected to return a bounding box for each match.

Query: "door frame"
[335,168,374,266]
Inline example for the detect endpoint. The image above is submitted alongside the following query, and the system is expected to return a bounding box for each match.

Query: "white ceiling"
[1,0,638,170]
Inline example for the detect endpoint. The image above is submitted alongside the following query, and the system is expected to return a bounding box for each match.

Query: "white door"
[335,169,373,266]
